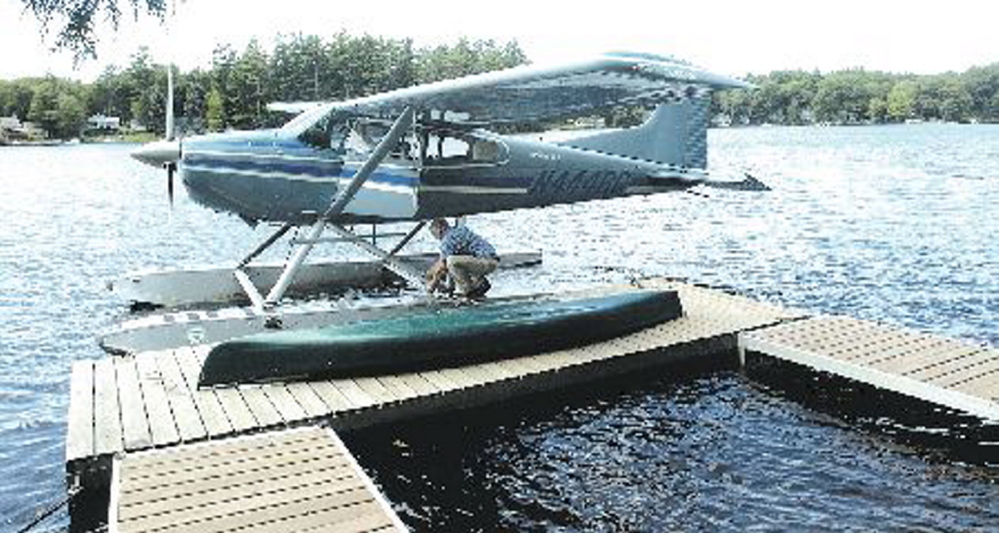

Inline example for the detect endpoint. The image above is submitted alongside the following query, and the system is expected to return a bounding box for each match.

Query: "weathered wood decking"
[66,279,999,531]
[739,315,999,421]
[67,281,801,466]
[109,426,407,533]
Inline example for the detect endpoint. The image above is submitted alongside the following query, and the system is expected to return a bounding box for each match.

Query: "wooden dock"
[68,280,801,531]
[65,278,999,530]
[68,281,800,468]
[739,315,999,421]
[109,426,407,533]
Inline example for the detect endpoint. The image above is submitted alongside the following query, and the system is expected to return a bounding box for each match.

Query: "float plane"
[109,52,762,353]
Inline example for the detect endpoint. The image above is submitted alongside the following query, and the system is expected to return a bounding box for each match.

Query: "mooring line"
[15,482,81,533]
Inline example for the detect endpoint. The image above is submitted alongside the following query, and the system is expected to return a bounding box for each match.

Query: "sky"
[1,0,997,82]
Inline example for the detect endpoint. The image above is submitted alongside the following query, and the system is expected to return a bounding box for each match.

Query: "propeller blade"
[165,64,175,141]
[167,163,175,206]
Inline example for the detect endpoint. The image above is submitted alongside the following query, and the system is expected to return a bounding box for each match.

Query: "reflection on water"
[2,124,999,530]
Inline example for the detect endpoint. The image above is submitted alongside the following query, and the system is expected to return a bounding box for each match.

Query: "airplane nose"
[131,139,181,168]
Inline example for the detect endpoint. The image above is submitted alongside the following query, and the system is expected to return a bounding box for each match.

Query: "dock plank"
[952,371,999,401]
[418,370,460,392]
[121,440,345,493]
[112,357,153,451]
[873,342,981,374]
[66,360,95,462]
[122,461,354,512]
[159,349,233,438]
[121,429,328,474]
[437,367,481,390]
[920,350,999,387]
[93,358,124,455]
[855,337,954,370]
[122,488,374,533]
[262,385,309,423]
[215,387,263,433]
[492,356,536,377]
[285,382,331,419]
[394,372,440,397]
[461,363,499,384]
[829,330,924,361]
[330,379,377,409]
[475,361,519,382]
[134,354,186,446]
[375,375,419,401]
[847,334,944,364]
[176,347,258,432]
[238,386,285,428]
[119,464,359,522]
[309,381,354,413]
[295,510,396,533]
[513,352,555,375]
[184,349,283,429]
[353,377,399,405]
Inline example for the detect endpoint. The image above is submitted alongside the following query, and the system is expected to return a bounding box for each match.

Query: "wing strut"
[234,106,416,311]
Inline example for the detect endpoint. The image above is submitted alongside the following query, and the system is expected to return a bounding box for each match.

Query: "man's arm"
[425,257,448,293]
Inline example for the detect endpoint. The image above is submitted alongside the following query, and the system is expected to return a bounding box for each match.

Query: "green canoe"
[199,289,681,386]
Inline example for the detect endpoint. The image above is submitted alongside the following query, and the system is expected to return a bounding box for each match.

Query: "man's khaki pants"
[445,255,499,295]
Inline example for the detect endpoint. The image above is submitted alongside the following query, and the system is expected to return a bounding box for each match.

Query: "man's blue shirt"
[440,226,497,259]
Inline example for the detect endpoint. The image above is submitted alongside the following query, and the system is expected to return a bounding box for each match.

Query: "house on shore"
[1,115,30,142]
[86,114,122,132]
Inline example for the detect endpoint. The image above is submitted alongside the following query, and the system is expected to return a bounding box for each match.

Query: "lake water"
[2,124,998,531]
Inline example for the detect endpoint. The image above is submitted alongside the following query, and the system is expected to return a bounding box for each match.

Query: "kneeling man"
[426,218,498,298]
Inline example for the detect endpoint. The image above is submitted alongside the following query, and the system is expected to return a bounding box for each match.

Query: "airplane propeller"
[130,61,181,206]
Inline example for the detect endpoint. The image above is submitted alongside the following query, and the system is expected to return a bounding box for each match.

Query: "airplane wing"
[283,52,751,132]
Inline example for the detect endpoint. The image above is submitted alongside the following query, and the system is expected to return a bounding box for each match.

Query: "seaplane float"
[103,51,765,384]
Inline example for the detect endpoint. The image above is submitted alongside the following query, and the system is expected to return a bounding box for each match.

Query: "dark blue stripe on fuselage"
[184,154,419,187]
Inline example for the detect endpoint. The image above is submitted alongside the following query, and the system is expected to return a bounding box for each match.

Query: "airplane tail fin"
[557,98,711,169]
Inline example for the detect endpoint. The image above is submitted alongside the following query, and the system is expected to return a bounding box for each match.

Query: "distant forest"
[0,34,528,139]
[2,33,997,140]
[715,66,999,126]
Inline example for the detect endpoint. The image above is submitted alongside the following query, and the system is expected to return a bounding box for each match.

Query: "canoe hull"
[199,289,682,386]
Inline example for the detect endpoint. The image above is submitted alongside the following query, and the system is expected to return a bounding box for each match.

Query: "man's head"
[429,218,450,240]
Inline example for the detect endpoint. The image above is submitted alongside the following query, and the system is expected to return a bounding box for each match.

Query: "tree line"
[714,65,999,126]
[4,34,998,140]
[0,34,528,139]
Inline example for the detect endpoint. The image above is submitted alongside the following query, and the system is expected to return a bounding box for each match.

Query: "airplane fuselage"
[179,126,697,226]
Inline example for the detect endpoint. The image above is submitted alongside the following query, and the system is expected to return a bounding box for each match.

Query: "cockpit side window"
[340,119,419,162]
[470,139,502,162]
[423,130,506,166]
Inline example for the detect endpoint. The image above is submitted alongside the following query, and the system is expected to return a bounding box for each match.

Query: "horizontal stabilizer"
[704,173,771,191]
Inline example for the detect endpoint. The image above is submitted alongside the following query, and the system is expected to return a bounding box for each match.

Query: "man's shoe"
[466,278,491,299]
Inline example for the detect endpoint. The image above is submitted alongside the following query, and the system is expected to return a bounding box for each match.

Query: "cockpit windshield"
[280,104,335,135]
[297,114,343,153]
[297,113,418,161]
